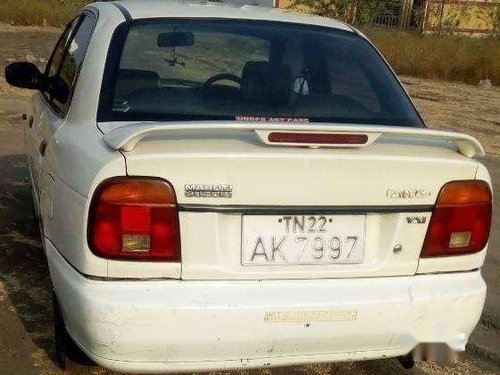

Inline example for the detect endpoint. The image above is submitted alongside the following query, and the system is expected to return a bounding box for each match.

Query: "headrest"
[115,69,160,98]
[241,62,291,106]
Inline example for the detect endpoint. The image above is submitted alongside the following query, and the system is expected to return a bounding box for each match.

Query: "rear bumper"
[46,240,486,374]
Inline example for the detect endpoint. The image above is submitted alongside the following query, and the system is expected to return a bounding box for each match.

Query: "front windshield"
[99,19,424,127]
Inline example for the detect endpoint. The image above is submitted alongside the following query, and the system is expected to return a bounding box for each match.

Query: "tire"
[52,291,102,374]
[359,358,425,375]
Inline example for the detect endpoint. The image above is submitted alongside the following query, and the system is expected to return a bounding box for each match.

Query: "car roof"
[95,0,354,32]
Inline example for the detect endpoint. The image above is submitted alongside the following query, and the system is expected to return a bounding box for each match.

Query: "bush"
[0,0,90,27]
[365,29,500,85]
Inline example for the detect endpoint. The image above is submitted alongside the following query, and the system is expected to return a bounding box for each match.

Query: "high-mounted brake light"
[268,132,368,145]
[88,178,180,261]
[421,180,492,257]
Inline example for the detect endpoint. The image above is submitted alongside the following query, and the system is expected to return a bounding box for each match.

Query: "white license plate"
[242,215,365,265]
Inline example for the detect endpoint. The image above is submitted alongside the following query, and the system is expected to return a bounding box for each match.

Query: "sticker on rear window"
[236,116,309,123]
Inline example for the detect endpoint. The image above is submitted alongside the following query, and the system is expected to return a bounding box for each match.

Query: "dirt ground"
[0,25,499,375]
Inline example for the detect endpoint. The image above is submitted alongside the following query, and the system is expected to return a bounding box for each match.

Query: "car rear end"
[47,5,493,373]
[48,142,491,373]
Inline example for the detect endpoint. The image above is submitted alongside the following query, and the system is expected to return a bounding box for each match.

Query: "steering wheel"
[198,73,241,99]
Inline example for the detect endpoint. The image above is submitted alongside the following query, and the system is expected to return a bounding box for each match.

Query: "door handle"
[39,140,47,156]
[28,116,33,128]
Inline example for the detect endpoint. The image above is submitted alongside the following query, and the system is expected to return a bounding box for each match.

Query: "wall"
[423,0,499,34]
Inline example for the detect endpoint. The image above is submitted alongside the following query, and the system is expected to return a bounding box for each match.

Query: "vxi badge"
[185,183,233,198]
[406,216,427,224]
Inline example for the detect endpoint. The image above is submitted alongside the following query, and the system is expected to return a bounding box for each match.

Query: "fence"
[371,0,426,30]
[373,13,401,28]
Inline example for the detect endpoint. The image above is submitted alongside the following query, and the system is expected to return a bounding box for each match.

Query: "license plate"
[242,215,365,265]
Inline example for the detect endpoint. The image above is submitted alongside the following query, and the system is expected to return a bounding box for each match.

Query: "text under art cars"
[5,0,492,374]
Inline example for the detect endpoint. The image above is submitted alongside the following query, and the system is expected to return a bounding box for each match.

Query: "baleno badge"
[386,189,431,199]
[185,184,233,198]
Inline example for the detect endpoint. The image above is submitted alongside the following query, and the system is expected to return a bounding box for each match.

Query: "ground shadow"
[0,154,55,361]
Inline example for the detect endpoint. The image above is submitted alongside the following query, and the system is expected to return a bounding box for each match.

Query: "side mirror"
[5,62,70,104]
[5,62,44,90]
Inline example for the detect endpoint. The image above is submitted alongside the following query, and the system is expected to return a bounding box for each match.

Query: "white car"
[5,0,493,374]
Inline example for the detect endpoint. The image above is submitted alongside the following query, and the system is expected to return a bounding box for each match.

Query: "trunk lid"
[100,123,480,279]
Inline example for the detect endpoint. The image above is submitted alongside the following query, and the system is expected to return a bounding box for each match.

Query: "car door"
[26,18,77,211]
[30,11,96,223]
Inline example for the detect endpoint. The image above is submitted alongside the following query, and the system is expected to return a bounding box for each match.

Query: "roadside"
[0,25,499,375]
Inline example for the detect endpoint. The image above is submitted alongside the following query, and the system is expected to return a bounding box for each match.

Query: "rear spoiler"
[101,122,485,158]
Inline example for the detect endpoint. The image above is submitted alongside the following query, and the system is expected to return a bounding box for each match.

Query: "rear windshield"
[99,19,424,127]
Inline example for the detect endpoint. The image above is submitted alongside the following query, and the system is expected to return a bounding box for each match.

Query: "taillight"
[421,180,492,257]
[88,178,180,261]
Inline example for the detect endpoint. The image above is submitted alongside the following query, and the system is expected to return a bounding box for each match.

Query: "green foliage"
[289,0,353,21]
[480,3,500,37]
[365,28,500,85]
[440,2,473,35]
[287,0,402,26]
[0,0,91,27]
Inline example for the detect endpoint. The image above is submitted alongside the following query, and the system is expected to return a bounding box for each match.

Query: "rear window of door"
[45,13,96,116]
[46,18,80,79]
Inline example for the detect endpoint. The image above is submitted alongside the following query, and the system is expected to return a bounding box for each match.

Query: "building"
[423,0,499,34]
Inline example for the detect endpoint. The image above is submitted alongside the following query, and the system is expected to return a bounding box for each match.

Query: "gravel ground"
[401,76,500,158]
[0,25,498,375]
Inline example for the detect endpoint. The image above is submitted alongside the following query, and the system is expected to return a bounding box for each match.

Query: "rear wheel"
[52,291,101,374]
[360,358,424,374]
